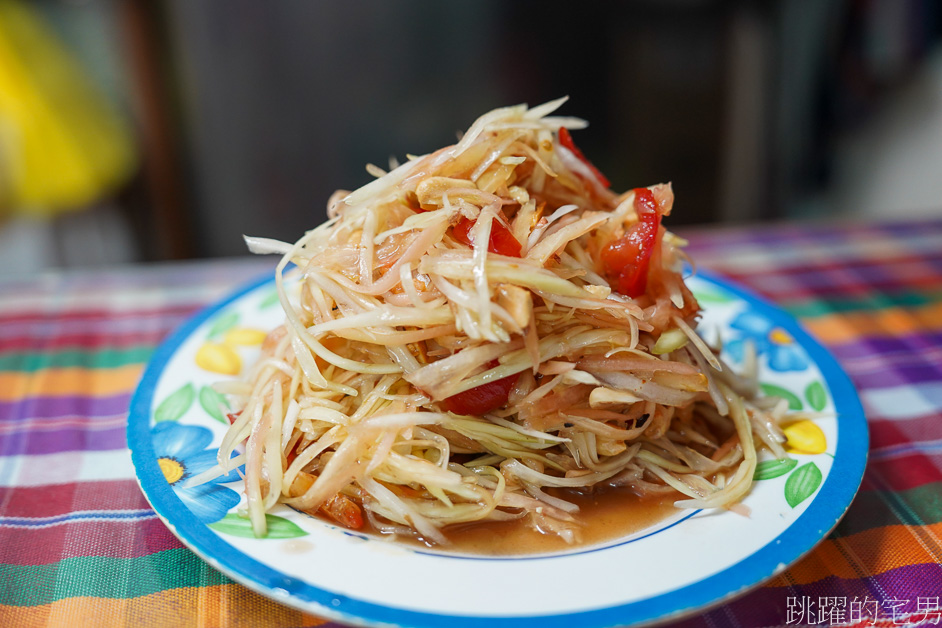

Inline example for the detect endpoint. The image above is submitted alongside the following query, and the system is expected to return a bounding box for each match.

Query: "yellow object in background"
[0,0,135,216]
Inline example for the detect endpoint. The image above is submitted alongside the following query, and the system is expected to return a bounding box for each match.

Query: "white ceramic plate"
[128,271,868,628]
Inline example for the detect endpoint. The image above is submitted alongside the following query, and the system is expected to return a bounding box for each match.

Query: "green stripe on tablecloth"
[830,482,942,538]
[0,347,153,373]
[784,290,942,319]
[0,548,231,605]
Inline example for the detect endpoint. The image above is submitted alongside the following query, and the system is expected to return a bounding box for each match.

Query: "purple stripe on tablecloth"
[700,263,942,303]
[0,413,126,428]
[669,562,942,628]
[870,438,942,461]
[849,363,942,390]
[842,352,942,381]
[744,260,942,293]
[0,425,127,456]
[0,258,270,294]
[683,219,942,251]
[829,332,942,360]
[826,332,942,390]
[0,314,191,341]
[0,394,132,421]
[881,218,942,237]
[705,262,942,297]
[682,224,853,248]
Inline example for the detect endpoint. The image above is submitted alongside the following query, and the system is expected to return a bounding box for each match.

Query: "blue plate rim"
[128,269,868,628]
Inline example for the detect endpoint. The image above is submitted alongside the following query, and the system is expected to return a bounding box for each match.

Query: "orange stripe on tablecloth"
[766,522,942,587]
[0,585,329,628]
[802,302,942,344]
[0,365,143,401]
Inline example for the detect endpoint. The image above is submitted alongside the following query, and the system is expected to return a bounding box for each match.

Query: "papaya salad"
[197,98,792,545]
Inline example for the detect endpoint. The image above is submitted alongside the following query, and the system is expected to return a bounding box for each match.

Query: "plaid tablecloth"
[1,219,941,627]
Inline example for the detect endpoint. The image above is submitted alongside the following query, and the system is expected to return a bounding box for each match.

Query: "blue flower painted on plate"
[725,310,810,372]
[152,422,242,523]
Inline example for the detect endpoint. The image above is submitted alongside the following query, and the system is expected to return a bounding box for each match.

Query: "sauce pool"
[365,486,680,556]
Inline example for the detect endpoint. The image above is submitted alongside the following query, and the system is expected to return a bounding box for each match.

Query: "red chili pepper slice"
[442,360,519,415]
[601,188,661,297]
[452,216,522,257]
[558,126,611,189]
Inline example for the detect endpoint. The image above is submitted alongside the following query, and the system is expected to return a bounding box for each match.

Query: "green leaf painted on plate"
[199,386,229,424]
[207,311,239,340]
[805,381,827,412]
[692,288,733,304]
[259,290,280,310]
[753,458,798,481]
[759,383,803,411]
[154,383,195,422]
[209,513,308,539]
[785,461,823,508]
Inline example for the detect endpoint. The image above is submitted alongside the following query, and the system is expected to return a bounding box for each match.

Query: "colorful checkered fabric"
[1,219,940,627]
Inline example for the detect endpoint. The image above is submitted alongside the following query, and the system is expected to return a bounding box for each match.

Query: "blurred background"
[1,0,941,276]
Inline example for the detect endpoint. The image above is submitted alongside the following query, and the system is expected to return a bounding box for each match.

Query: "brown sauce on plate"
[372,486,680,556]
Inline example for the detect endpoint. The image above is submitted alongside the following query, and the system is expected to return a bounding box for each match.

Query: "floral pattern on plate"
[129,271,867,628]
[152,421,242,524]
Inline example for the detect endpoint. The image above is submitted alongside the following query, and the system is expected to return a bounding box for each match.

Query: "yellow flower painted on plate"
[158,457,184,484]
[783,420,827,455]
[769,327,794,345]
[195,343,241,375]
[224,327,267,346]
